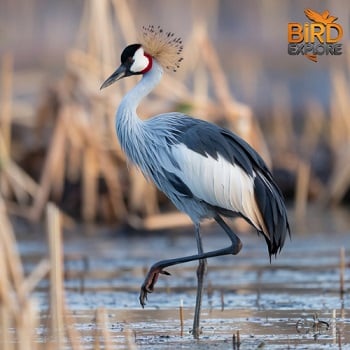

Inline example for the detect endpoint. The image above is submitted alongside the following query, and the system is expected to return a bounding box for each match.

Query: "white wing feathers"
[171,144,268,233]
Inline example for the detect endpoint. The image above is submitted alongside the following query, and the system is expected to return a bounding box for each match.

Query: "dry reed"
[327,63,350,205]
[2,0,350,228]
[0,200,140,348]
[47,203,65,347]
[179,299,184,336]
[339,247,345,299]
[94,307,113,350]
[232,329,241,350]
[0,198,49,350]
[1,53,13,164]
[2,0,273,229]
[294,160,310,225]
[0,53,40,214]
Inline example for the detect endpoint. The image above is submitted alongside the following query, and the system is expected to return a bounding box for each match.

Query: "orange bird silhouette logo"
[304,9,338,25]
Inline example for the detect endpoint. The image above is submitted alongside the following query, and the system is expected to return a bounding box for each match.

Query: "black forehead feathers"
[121,44,142,63]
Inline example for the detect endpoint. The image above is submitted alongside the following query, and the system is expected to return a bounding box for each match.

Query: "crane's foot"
[139,266,171,308]
[190,326,203,339]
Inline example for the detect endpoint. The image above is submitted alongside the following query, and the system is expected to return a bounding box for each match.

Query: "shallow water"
[15,208,350,349]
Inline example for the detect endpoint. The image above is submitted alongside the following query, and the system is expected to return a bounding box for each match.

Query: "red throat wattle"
[141,53,153,74]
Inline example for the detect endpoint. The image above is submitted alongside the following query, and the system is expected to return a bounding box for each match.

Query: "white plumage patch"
[171,144,267,233]
[130,47,149,73]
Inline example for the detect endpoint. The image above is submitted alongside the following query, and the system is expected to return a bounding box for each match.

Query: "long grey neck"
[116,60,163,162]
[117,60,163,127]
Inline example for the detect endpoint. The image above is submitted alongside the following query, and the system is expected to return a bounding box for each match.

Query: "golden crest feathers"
[140,25,183,72]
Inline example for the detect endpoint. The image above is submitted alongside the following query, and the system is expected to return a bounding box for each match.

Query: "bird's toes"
[139,267,171,308]
[139,276,156,308]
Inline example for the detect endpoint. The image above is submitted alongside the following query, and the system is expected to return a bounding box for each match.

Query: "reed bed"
[0,201,129,349]
[0,200,348,349]
[0,2,349,349]
[0,0,271,228]
[0,0,350,229]
[0,199,46,349]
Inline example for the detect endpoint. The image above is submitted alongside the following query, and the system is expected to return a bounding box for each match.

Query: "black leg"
[139,215,242,307]
[192,223,207,339]
[214,215,242,245]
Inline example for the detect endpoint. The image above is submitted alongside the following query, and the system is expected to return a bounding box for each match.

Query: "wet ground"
[15,207,350,349]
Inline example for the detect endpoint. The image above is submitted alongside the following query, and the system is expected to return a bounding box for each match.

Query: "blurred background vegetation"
[0,0,350,228]
[0,1,349,347]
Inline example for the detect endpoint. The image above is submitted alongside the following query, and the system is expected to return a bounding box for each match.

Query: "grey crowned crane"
[100,25,290,338]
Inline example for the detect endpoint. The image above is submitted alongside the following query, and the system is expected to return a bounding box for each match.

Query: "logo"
[288,9,343,62]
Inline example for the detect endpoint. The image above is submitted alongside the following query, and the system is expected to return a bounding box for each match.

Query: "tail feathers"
[254,173,290,257]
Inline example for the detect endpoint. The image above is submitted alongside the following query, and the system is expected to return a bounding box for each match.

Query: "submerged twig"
[339,247,345,299]
[232,329,241,350]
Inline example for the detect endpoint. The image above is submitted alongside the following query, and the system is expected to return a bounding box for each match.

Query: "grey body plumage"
[116,60,288,255]
[101,35,290,338]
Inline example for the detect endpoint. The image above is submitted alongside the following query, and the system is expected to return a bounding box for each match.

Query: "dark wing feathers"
[175,118,290,256]
[254,174,289,256]
[217,127,290,256]
[178,122,255,175]
[163,170,193,197]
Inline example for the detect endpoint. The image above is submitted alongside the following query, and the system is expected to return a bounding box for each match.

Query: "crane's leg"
[192,223,207,339]
[139,215,242,307]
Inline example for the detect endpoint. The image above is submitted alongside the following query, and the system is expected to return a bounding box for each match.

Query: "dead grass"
[1,2,350,349]
[0,0,350,228]
[0,200,144,349]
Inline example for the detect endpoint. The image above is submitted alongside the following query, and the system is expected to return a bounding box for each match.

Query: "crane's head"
[100,44,152,89]
[100,25,183,90]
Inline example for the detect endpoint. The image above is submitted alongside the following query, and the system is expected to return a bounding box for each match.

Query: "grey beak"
[100,64,127,90]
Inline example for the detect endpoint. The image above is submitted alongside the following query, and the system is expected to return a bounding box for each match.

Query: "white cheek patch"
[130,47,149,73]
